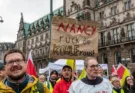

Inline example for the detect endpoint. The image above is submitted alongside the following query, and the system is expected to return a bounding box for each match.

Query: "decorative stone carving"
[71,1,77,10]
[32,44,35,48]
[40,18,45,30]
[127,12,131,19]
[36,21,40,32]
[45,16,50,30]
[57,9,62,16]
[109,17,119,27]
[32,23,35,34]
[122,12,134,23]
[41,41,45,46]
[36,42,40,48]
[28,25,31,36]
[27,45,31,50]
[85,12,91,20]
[68,1,81,15]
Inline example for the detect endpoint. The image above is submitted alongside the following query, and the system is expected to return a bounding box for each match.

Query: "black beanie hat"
[50,70,58,76]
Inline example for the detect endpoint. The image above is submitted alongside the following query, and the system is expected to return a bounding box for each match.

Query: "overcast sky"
[0,0,63,43]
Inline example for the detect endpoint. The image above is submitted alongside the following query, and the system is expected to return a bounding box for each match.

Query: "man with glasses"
[69,57,112,93]
[0,49,50,93]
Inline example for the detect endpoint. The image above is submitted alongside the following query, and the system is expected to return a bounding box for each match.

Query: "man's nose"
[12,62,18,65]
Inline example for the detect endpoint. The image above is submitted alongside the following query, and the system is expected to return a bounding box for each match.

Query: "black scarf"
[6,74,29,93]
[81,76,103,87]
[113,88,121,93]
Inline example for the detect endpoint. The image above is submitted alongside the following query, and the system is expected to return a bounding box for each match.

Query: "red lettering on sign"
[91,26,96,35]
[57,22,97,36]
[70,24,75,33]
[77,25,90,35]
[57,22,69,32]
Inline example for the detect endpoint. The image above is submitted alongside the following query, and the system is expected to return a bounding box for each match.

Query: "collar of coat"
[81,76,103,86]
[0,74,38,93]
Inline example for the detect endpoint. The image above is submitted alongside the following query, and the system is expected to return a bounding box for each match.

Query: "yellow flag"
[120,67,131,86]
[78,68,86,79]
[66,59,76,70]
[117,64,131,87]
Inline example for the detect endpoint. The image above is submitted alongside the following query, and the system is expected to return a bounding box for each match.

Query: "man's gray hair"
[84,57,97,68]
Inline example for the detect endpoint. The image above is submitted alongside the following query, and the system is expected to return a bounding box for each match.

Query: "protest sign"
[49,16,100,59]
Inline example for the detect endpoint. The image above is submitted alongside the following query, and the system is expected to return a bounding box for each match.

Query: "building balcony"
[99,36,135,48]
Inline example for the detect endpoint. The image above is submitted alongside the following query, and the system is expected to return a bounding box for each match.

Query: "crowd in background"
[0,49,135,93]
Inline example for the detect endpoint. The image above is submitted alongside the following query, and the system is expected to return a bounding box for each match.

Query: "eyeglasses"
[6,59,24,66]
[89,64,99,69]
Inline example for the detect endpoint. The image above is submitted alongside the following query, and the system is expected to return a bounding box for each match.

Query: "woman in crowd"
[123,76,133,93]
[129,70,135,93]
[111,77,125,93]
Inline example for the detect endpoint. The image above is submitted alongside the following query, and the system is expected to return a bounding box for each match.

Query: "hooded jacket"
[0,75,50,93]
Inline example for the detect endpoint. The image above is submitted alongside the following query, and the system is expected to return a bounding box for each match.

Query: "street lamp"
[0,16,4,23]
[121,58,130,67]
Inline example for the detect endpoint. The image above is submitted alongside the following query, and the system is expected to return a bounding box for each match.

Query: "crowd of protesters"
[0,49,135,93]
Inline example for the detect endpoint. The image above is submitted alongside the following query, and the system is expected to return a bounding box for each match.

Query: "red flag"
[117,64,131,86]
[117,64,125,79]
[111,65,117,75]
[26,50,37,77]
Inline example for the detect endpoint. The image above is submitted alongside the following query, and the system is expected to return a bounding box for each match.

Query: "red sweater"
[53,78,72,93]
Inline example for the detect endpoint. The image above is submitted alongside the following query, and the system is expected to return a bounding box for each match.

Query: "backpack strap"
[36,81,44,93]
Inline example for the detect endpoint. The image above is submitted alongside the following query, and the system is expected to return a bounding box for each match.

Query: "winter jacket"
[113,88,125,93]
[129,85,135,93]
[0,75,50,93]
[129,80,135,93]
[69,76,112,93]
[53,78,72,93]
[46,81,54,93]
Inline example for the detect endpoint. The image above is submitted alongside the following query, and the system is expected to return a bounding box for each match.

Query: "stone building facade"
[15,7,63,71]
[16,0,135,73]
[0,43,14,60]
[64,0,135,72]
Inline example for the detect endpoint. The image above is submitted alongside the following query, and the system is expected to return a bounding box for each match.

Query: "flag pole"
[71,59,75,82]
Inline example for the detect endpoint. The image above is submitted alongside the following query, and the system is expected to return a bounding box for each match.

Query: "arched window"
[131,49,135,63]
[115,52,121,64]
[102,54,108,64]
